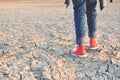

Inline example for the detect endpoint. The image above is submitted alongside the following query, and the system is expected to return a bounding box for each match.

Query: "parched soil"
[0,2,120,80]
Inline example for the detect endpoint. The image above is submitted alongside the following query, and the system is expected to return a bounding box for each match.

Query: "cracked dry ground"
[0,2,120,80]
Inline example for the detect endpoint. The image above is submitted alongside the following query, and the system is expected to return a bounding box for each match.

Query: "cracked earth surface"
[0,2,120,80]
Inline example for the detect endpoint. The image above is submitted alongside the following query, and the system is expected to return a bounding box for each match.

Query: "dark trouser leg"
[86,0,97,38]
[72,0,86,45]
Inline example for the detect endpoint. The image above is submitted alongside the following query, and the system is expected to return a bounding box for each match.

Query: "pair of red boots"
[72,38,99,57]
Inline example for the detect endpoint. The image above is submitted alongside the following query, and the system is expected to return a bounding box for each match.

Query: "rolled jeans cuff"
[89,31,96,38]
[76,38,84,45]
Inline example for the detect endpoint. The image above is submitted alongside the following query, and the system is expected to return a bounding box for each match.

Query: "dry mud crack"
[0,2,120,80]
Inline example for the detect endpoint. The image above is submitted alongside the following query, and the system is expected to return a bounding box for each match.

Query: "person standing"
[71,0,100,57]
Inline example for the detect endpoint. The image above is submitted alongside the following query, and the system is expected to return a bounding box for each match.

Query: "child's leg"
[86,0,99,49]
[72,0,87,57]
[72,0,86,45]
[86,0,97,38]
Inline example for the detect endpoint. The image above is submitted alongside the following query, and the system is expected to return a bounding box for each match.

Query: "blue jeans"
[72,0,97,45]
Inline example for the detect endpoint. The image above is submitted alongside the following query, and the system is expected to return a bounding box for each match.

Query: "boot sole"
[71,52,87,58]
[90,45,100,50]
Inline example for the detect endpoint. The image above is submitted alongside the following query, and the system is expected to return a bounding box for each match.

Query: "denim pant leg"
[86,0,97,38]
[72,0,86,45]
